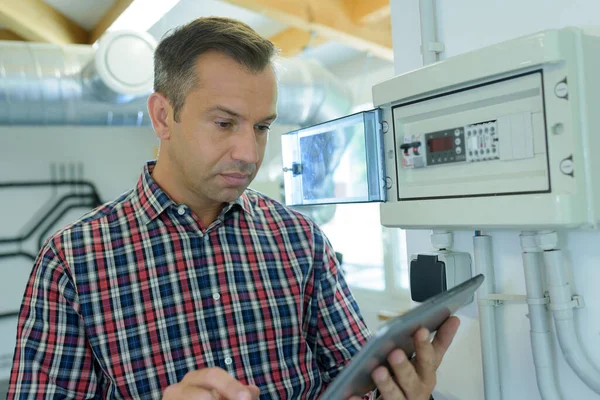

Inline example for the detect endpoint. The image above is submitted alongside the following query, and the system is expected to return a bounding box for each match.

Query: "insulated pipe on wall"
[520,232,562,400]
[541,246,600,395]
[473,234,502,400]
[418,0,441,64]
[430,230,453,251]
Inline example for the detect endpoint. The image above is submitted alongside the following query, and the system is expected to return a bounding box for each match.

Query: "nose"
[231,124,259,165]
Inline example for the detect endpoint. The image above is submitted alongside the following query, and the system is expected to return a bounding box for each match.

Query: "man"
[8,17,459,399]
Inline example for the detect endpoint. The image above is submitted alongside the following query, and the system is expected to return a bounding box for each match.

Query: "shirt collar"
[134,161,255,225]
[133,161,175,225]
[231,190,255,217]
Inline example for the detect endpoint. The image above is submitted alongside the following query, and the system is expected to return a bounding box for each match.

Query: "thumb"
[248,385,260,398]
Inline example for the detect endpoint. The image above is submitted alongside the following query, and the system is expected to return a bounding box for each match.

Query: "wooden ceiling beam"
[89,0,135,44]
[0,28,25,41]
[268,27,328,58]
[0,0,88,44]
[350,0,391,25]
[221,0,393,60]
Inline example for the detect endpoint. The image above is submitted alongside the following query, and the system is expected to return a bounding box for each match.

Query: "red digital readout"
[427,136,454,153]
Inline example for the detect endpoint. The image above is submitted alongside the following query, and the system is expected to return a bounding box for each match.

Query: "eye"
[255,125,271,134]
[216,121,233,130]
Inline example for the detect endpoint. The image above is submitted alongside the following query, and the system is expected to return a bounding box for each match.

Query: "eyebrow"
[209,106,277,122]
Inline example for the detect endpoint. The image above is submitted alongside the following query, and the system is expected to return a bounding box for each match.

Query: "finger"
[387,349,422,397]
[163,384,217,400]
[372,365,406,400]
[248,385,260,398]
[183,386,218,400]
[432,316,461,365]
[182,368,256,400]
[413,328,437,388]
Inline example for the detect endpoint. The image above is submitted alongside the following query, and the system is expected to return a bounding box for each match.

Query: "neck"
[151,158,224,227]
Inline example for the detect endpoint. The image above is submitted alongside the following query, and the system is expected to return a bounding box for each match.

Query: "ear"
[147,92,172,140]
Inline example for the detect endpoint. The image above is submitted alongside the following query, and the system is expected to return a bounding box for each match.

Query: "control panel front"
[392,72,547,200]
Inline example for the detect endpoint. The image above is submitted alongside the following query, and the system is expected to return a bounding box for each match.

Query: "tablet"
[321,274,484,399]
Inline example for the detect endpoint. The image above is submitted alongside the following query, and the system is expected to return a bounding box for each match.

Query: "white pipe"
[418,0,440,65]
[542,249,600,394]
[473,234,502,400]
[520,233,562,400]
[430,230,453,251]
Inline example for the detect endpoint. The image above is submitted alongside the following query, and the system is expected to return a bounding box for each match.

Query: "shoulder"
[46,189,137,253]
[243,188,320,232]
[242,189,333,251]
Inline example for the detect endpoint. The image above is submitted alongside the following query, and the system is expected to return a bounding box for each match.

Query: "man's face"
[166,51,278,206]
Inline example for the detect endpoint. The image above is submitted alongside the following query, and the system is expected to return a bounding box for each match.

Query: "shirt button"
[177,206,186,215]
[212,293,221,301]
[224,357,233,365]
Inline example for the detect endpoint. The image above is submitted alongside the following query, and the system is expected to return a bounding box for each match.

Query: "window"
[321,203,385,290]
[319,102,409,293]
[321,206,409,292]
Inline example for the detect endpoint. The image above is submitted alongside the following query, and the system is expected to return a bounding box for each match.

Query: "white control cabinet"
[374,28,600,229]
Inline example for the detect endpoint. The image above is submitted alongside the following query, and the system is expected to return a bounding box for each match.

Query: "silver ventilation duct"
[0,30,157,126]
[0,33,352,127]
[275,58,353,126]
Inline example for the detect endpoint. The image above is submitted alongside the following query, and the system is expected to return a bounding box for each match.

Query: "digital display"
[427,136,454,153]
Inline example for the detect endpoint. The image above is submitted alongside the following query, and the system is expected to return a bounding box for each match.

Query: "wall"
[0,126,156,383]
[390,1,600,399]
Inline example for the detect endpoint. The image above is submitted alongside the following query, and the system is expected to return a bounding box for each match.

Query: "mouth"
[219,172,251,186]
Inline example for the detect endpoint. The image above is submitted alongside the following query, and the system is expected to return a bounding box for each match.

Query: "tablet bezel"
[321,274,485,399]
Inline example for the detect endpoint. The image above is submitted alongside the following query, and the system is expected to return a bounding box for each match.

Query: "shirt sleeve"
[310,225,376,399]
[7,244,102,399]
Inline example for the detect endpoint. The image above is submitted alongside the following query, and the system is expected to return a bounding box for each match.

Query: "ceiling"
[44,0,114,30]
[147,0,288,40]
[0,0,392,68]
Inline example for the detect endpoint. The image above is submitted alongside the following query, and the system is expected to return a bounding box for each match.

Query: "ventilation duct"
[0,33,352,127]
[274,58,353,126]
[0,30,157,126]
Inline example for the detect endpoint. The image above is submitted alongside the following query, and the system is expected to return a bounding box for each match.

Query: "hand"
[162,367,260,400]
[350,316,460,400]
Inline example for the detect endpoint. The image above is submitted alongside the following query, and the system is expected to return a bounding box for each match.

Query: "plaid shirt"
[8,161,374,399]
